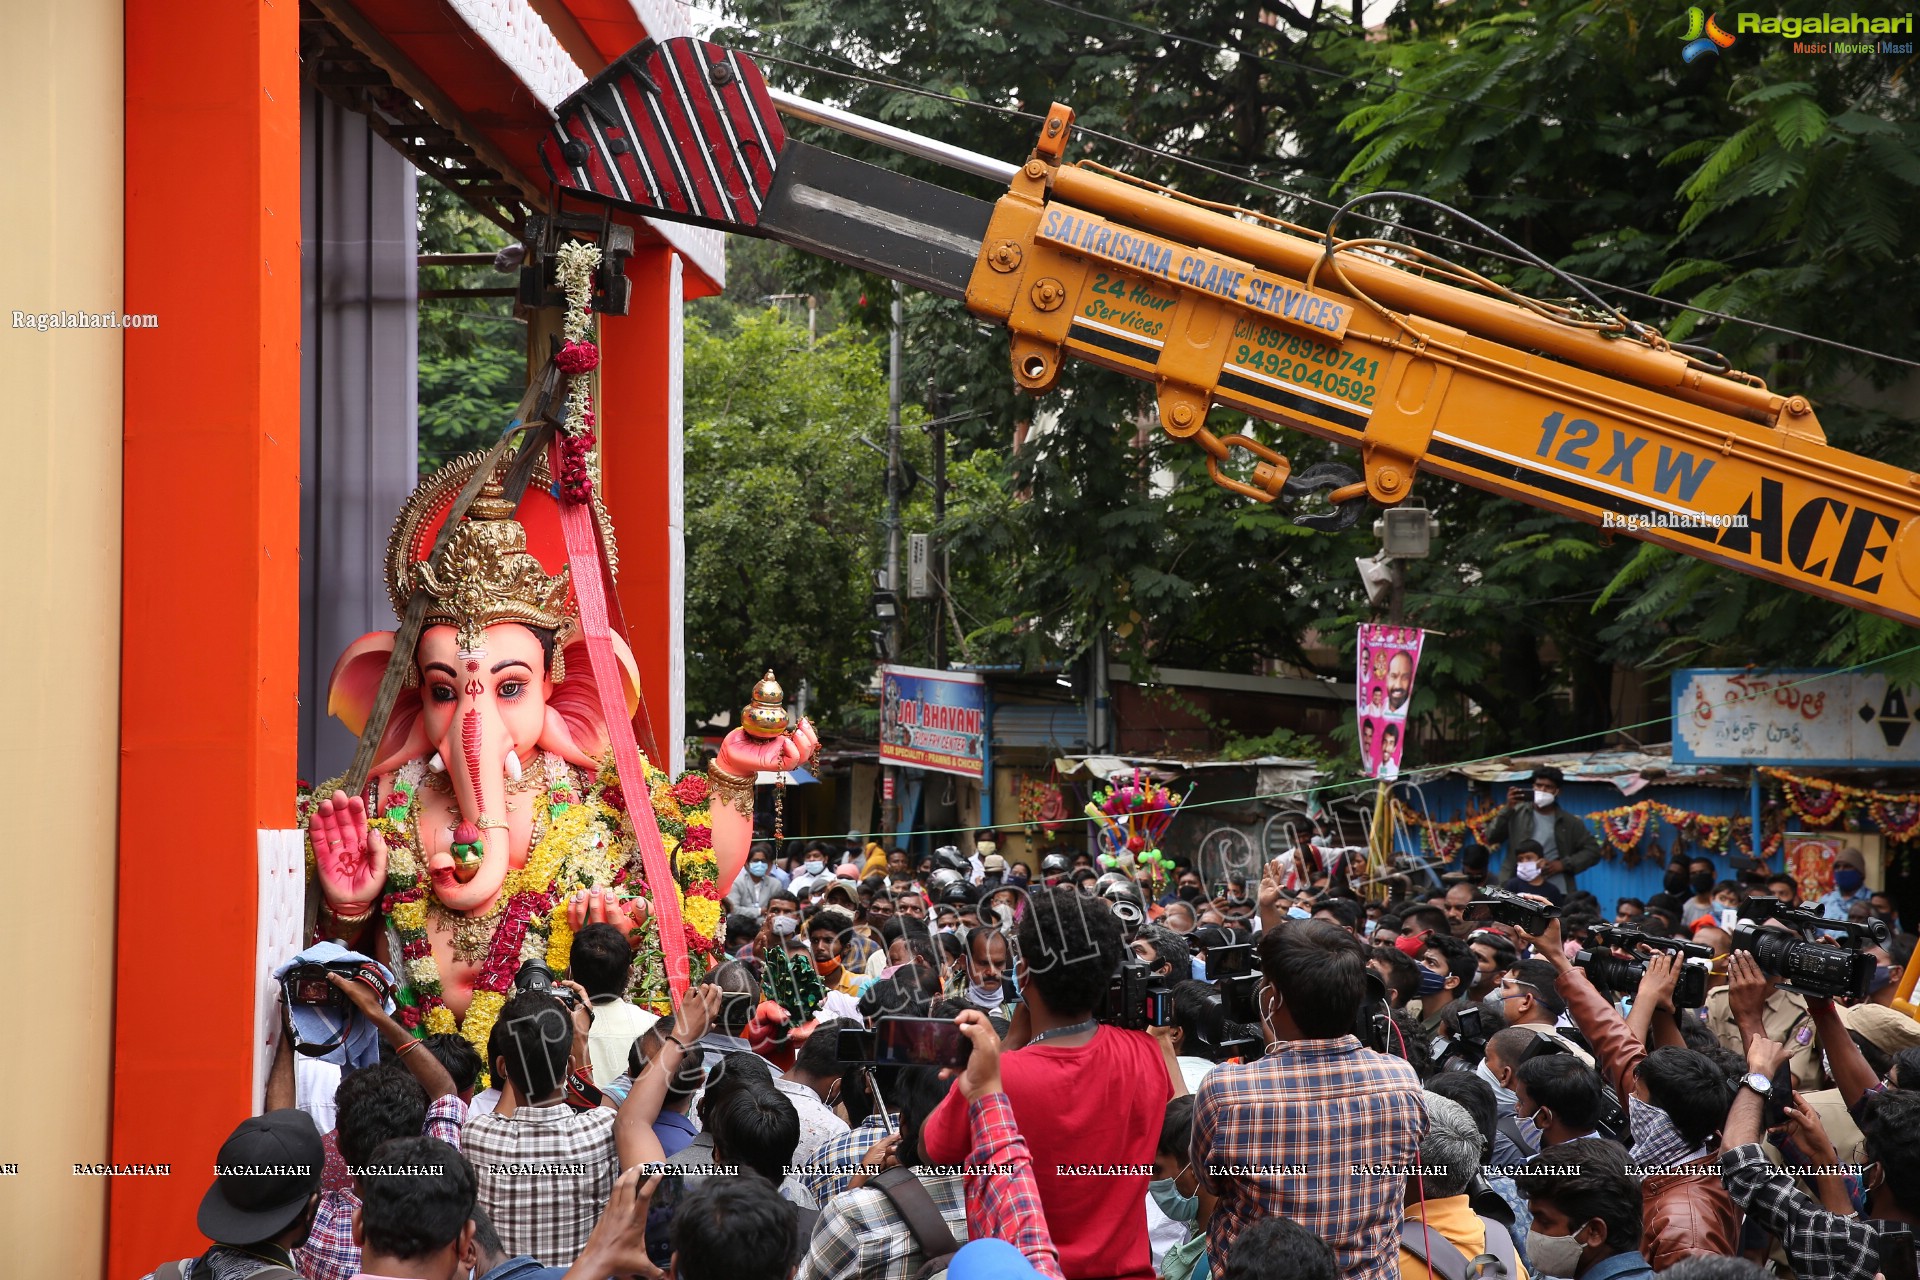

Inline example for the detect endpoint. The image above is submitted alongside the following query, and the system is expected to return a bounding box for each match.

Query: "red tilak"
[465,679,484,698]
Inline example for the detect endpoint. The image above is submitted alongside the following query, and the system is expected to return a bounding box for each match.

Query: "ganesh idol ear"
[540,633,643,769]
[328,631,431,776]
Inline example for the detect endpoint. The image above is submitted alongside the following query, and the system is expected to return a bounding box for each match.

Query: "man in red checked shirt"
[919,888,1182,1280]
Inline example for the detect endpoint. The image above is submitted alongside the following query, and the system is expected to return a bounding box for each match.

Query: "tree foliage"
[416,174,523,474]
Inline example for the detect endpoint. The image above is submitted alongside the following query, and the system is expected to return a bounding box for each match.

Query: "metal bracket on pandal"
[517,194,637,316]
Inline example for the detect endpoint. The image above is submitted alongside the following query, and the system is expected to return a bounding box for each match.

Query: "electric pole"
[881,281,904,840]
[928,373,948,673]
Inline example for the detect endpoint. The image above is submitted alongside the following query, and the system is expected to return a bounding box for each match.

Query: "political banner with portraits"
[1357,623,1424,779]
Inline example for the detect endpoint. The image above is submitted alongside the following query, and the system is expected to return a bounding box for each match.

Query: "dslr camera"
[1463,887,1560,937]
[1573,925,1713,1010]
[282,959,393,1010]
[1731,896,1890,1001]
[1098,958,1175,1031]
[514,959,582,1009]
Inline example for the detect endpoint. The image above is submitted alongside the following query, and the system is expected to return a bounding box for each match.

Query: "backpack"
[1399,1214,1518,1280]
[870,1166,962,1280]
[156,1259,298,1280]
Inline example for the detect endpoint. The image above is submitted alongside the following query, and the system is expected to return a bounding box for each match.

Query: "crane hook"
[1283,462,1367,531]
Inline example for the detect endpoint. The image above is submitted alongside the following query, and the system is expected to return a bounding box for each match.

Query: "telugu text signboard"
[879,664,987,780]
[1671,668,1920,766]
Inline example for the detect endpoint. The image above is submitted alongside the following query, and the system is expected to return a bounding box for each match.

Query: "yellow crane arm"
[965,107,1918,627]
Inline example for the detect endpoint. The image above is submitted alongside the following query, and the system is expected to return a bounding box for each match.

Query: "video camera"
[1463,887,1560,937]
[1731,896,1890,1000]
[1431,1003,1489,1071]
[1205,942,1260,1026]
[1572,925,1713,1010]
[1098,958,1175,1031]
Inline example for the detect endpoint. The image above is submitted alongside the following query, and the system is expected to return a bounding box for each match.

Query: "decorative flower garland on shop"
[306,752,722,1071]
[1392,798,1785,862]
[1760,766,1920,844]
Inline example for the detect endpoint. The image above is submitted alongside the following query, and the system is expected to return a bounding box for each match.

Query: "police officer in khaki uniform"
[1706,947,1822,1088]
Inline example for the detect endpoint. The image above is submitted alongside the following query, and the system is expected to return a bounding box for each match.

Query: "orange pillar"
[115,0,302,1270]
[598,243,686,775]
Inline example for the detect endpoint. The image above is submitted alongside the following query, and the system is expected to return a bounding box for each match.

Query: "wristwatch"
[1742,1071,1774,1099]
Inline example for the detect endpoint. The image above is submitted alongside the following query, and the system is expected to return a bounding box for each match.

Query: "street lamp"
[871,590,899,622]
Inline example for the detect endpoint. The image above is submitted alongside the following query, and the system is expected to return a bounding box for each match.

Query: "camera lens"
[1738,926,1875,1000]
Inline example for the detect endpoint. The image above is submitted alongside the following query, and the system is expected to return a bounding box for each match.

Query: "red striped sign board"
[541,37,786,231]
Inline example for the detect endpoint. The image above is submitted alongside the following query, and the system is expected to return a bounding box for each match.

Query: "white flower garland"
[554,240,602,438]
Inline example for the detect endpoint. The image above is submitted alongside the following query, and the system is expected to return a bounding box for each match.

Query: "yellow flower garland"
[424,1005,459,1037]
[546,900,576,971]
[460,989,507,1068]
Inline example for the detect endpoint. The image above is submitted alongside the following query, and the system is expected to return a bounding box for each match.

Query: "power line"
[736,39,1920,372]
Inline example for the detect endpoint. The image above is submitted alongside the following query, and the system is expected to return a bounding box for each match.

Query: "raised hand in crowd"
[1256,858,1286,934]
[328,971,456,1100]
[1626,949,1686,1049]
[954,1008,1003,1102]
[563,1164,665,1280]
[1725,950,1773,1041]
[1512,894,1569,969]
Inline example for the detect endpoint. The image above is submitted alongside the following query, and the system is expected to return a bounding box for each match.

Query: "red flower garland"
[558,430,596,505]
[684,878,719,900]
[680,824,713,853]
[672,774,710,806]
[475,890,552,994]
[556,339,600,374]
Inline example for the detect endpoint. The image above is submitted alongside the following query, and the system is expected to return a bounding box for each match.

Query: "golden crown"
[385,452,619,661]
[413,478,573,654]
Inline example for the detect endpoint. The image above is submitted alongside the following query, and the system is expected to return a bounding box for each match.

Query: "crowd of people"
[146,790,1920,1280]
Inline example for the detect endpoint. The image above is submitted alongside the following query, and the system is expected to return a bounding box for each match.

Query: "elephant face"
[326,621,644,908]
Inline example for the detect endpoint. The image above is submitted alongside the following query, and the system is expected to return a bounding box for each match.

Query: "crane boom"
[538,37,1920,628]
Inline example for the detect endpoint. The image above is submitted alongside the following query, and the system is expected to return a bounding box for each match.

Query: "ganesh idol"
[304,452,813,1057]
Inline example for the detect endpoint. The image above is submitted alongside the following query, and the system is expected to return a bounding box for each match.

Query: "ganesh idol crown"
[305,449,815,1062]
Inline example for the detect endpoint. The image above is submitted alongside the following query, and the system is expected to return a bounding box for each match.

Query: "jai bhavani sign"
[1672,667,1920,766]
[880,664,987,780]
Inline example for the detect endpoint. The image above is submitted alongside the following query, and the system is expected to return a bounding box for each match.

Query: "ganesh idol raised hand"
[305,453,812,1055]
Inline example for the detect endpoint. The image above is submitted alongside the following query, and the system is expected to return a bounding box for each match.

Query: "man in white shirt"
[570,922,659,1087]
[775,1018,852,1166]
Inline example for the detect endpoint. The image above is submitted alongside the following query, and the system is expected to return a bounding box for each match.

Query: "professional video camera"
[1572,925,1713,1010]
[1463,887,1561,937]
[1357,970,1393,1056]
[1430,1003,1490,1071]
[1731,896,1890,1000]
[1206,942,1261,1025]
[1098,958,1175,1031]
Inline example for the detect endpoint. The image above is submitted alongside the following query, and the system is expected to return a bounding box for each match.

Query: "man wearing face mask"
[1817,846,1877,922]
[1149,1096,1210,1280]
[789,843,837,902]
[1675,858,1720,928]
[1481,961,1590,1069]
[1486,767,1599,896]
[727,846,781,920]
[1512,1139,1651,1280]
[1418,935,1476,1035]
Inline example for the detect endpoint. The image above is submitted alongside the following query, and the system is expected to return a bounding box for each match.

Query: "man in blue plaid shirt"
[1192,920,1427,1280]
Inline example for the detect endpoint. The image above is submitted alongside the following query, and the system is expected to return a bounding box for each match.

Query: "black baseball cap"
[197,1110,323,1244]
